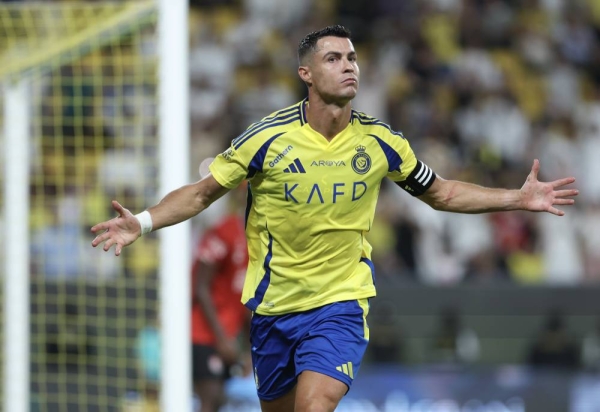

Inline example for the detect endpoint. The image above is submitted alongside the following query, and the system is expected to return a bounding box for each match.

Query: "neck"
[305,96,352,140]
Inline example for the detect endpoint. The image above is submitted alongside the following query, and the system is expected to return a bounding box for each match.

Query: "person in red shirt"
[191,186,249,412]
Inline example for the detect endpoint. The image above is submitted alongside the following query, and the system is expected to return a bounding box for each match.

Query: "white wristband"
[135,211,153,235]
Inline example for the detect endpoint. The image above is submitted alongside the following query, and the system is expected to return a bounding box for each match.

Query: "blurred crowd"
[187,0,600,286]
[3,0,598,286]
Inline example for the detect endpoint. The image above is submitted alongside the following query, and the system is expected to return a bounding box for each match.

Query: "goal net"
[1,2,164,410]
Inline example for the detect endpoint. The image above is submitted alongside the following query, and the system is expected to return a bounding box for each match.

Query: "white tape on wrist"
[135,211,153,235]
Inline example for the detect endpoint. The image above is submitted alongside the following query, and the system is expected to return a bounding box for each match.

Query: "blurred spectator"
[445,212,497,281]
[553,8,595,67]
[46,64,101,156]
[191,187,251,412]
[455,90,531,165]
[189,19,235,132]
[430,307,480,364]
[545,54,582,118]
[231,58,296,135]
[538,211,584,285]
[527,309,580,369]
[243,0,311,33]
[132,319,160,412]
[135,322,160,384]
[489,212,545,284]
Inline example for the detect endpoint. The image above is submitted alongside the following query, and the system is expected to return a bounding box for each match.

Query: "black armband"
[395,160,436,196]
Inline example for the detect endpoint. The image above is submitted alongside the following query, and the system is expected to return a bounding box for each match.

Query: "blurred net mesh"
[0,2,162,410]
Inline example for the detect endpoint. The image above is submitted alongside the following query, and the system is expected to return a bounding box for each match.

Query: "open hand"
[91,200,142,255]
[520,159,578,216]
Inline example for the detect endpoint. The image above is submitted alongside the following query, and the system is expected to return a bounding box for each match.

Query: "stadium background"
[2,0,600,411]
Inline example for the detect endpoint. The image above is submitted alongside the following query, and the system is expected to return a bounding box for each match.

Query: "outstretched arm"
[417,159,578,215]
[91,174,230,255]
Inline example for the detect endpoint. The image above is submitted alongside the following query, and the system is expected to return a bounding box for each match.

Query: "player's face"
[304,36,359,103]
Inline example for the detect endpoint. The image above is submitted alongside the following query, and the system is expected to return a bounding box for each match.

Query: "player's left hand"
[519,159,578,216]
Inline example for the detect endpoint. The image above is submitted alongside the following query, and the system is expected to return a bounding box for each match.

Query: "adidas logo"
[335,362,354,379]
[283,158,306,173]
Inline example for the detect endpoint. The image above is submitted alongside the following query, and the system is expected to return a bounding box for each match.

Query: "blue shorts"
[249,299,370,401]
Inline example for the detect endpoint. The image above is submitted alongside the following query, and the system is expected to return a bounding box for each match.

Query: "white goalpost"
[157,0,192,410]
[3,79,31,412]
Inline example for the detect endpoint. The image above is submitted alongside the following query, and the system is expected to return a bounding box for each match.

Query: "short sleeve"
[209,145,249,189]
[380,131,419,182]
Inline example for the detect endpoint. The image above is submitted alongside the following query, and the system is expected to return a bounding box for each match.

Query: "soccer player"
[91,25,578,412]
[191,188,249,412]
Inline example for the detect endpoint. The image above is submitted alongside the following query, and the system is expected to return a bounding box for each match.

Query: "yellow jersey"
[209,100,420,315]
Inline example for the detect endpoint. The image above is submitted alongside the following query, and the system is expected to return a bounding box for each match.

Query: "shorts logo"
[335,361,354,379]
[351,145,371,175]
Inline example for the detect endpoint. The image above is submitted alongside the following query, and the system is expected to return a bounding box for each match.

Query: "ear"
[298,65,312,85]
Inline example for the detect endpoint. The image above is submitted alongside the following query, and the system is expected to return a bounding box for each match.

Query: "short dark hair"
[297,25,352,64]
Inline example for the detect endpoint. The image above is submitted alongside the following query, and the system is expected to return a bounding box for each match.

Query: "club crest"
[351,145,371,174]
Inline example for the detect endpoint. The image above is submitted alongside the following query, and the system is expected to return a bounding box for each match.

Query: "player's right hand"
[91,200,142,256]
